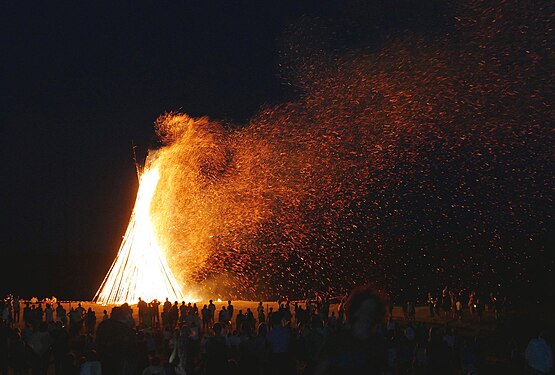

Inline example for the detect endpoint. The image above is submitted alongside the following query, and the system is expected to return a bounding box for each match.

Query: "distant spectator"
[525,331,554,374]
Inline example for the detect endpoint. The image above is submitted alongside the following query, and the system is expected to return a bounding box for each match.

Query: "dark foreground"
[0,297,553,374]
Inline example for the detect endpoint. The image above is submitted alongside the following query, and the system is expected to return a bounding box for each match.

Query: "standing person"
[179,302,188,323]
[68,307,79,336]
[227,301,234,329]
[170,302,179,329]
[9,329,28,375]
[96,307,137,374]
[468,291,476,316]
[85,308,97,336]
[455,296,463,320]
[163,298,172,328]
[55,302,67,326]
[257,302,264,320]
[427,292,435,318]
[151,299,161,327]
[407,301,416,321]
[218,306,229,330]
[142,355,166,375]
[315,284,388,374]
[441,286,451,317]
[35,303,44,325]
[257,305,265,327]
[44,304,54,324]
[23,302,32,327]
[80,350,102,375]
[205,323,228,375]
[75,303,85,333]
[266,313,295,374]
[338,292,348,325]
[449,290,456,319]
[245,308,256,332]
[208,300,216,330]
[235,310,245,333]
[475,297,484,323]
[137,297,148,327]
[28,322,52,375]
[192,303,199,316]
[1,301,11,325]
[12,296,21,324]
[525,331,554,374]
[201,305,210,333]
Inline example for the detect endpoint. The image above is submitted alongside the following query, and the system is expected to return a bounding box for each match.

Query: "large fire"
[94,158,186,305]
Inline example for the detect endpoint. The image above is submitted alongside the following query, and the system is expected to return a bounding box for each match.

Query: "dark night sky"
[2,1,550,300]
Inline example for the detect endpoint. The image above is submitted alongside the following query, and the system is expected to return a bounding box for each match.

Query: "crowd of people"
[422,287,510,323]
[0,286,552,375]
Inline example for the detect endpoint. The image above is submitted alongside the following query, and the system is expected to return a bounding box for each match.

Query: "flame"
[94,158,186,305]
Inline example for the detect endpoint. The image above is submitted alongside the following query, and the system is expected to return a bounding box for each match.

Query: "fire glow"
[94,158,185,305]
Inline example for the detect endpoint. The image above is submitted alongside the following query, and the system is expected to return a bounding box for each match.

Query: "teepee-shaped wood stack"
[94,159,185,305]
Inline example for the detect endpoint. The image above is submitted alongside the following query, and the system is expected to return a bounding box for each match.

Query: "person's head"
[38,321,48,332]
[85,350,98,362]
[345,284,388,340]
[150,355,161,367]
[111,306,125,321]
[271,313,281,327]
[209,299,213,303]
[242,321,252,336]
[311,315,323,329]
[428,326,442,343]
[258,322,267,337]
[213,322,222,335]
[228,300,232,305]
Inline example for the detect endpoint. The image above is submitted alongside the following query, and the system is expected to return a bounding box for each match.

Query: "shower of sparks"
[147,0,552,300]
[94,159,185,305]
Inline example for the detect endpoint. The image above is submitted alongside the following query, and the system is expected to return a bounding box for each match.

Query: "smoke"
[150,0,553,300]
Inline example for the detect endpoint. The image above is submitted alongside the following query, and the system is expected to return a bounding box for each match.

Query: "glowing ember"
[146,0,552,300]
[94,157,185,305]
